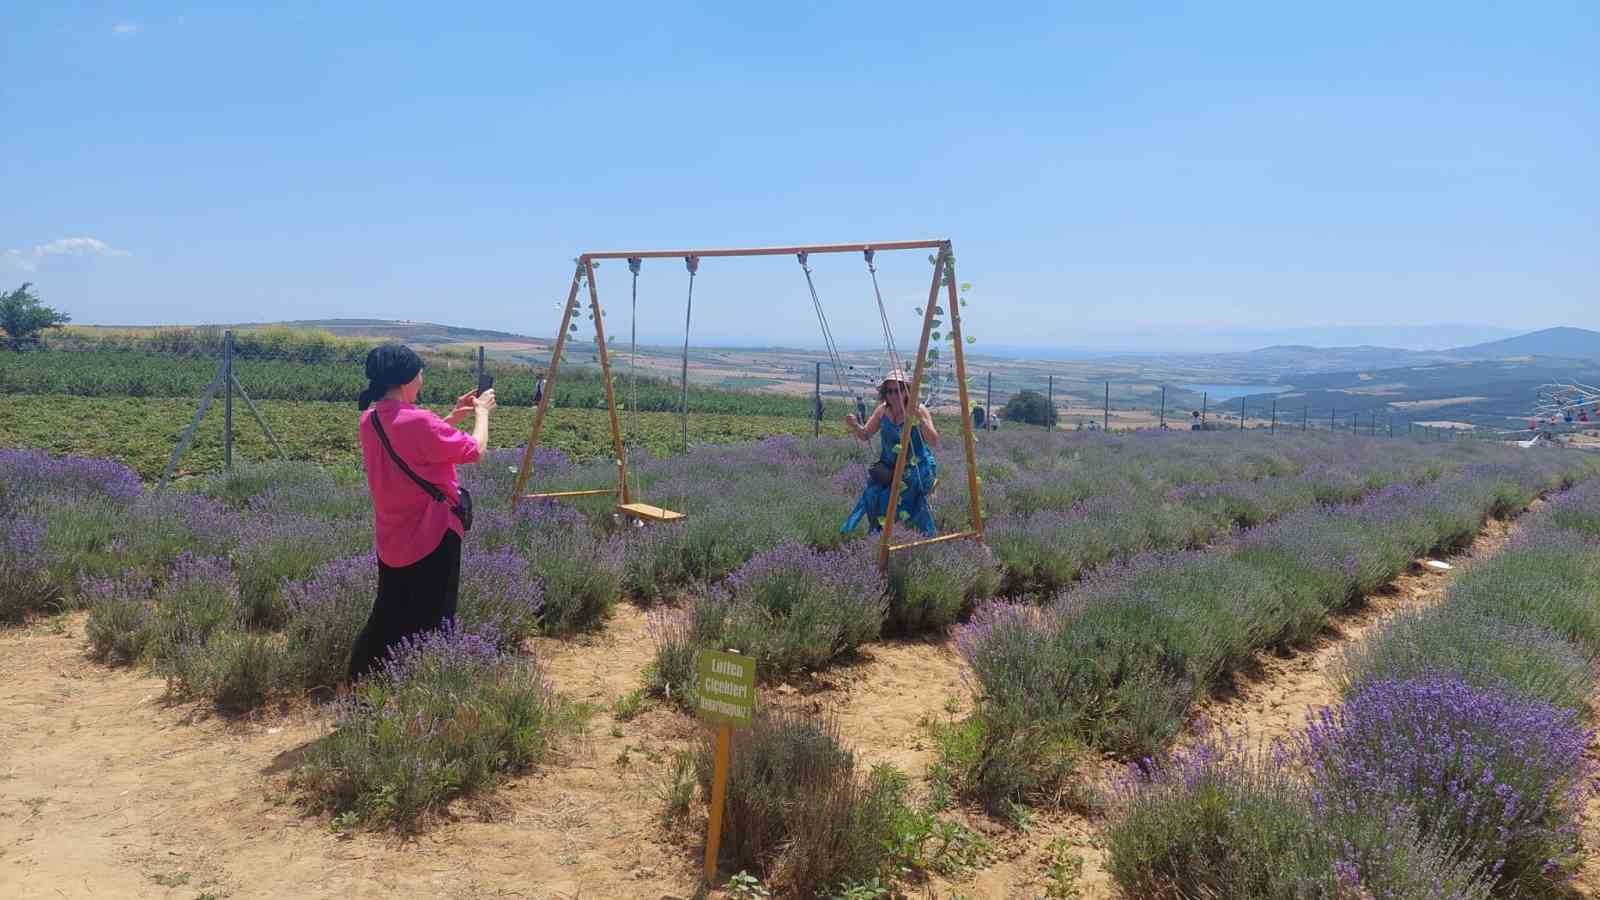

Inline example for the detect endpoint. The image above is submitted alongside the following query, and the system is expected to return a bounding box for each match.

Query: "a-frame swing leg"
[512,265,584,510]
[945,249,984,542]
[878,246,950,568]
[582,258,632,506]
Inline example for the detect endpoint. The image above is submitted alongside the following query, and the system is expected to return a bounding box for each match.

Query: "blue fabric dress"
[841,412,938,536]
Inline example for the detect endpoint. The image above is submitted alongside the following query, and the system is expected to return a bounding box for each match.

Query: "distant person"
[347,343,495,683]
[972,405,987,431]
[841,370,940,537]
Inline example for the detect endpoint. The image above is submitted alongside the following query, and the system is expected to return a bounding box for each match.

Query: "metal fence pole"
[223,330,234,473]
[814,361,821,438]
[1103,381,1109,431]
[986,372,993,430]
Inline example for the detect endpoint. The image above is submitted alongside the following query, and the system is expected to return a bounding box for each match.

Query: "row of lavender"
[4,434,1590,711]
[947,452,1598,824]
[1102,479,1600,897]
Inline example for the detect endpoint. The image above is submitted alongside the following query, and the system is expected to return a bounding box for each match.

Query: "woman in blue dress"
[841,370,941,536]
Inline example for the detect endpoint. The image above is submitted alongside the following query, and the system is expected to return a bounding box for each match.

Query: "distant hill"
[1448,327,1600,360]
[268,319,540,345]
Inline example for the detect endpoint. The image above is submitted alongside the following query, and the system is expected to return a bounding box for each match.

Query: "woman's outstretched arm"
[845,404,885,440]
[915,405,941,450]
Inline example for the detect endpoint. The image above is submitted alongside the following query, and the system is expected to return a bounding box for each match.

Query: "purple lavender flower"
[378,619,502,685]
[1299,676,1594,890]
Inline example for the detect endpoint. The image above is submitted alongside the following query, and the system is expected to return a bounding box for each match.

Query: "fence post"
[1103,381,1109,432]
[1302,405,1308,431]
[1048,374,1053,414]
[1331,407,1336,430]
[223,330,234,474]
[1201,392,1208,428]
[814,361,821,438]
[986,372,993,430]
[1240,395,1247,431]
[1271,399,1277,434]
[1160,385,1166,428]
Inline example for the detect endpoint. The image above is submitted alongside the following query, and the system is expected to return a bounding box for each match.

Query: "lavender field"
[3,430,1598,896]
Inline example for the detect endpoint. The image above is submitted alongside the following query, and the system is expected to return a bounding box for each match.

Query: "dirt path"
[0,607,705,900]
[1186,515,1517,747]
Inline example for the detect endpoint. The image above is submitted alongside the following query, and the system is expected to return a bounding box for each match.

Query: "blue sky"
[3,2,1595,352]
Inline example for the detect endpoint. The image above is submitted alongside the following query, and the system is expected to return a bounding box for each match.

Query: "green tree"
[1,283,71,349]
[1002,389,1058,428]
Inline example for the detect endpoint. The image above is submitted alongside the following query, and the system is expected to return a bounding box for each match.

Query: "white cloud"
[3,237,131,272]
[113,22,140,36]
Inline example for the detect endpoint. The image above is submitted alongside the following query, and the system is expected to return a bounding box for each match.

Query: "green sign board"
[696,649,756,727]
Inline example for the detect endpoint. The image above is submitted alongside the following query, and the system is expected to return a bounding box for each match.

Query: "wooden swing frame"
[509,239,985,567]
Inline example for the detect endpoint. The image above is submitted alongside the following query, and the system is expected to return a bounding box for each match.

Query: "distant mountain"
[1448,327,1600,360]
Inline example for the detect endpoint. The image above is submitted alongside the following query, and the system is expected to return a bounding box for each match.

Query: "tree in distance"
[1,283,71,350]
[1003,389,1058,428]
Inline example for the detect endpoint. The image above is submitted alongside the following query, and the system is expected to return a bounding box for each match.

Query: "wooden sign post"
[696,649,755,883]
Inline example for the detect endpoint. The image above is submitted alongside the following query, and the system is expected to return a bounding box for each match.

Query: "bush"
[1448,547,1600,651]
[281,554,376,691]
[1002,390,1057,428]
[0,514,57,622]
[1336,604,1596,714]
[676,541,887,681]
[83,575,155,664]
[291,622,575,832]
[457,547,544,644]
[696,707,900,894]
[928,714,1092,824]
[1104,736,1494,899]
[168,628,283,711]
[518,503,622,635]
[1299,676,1593,894]
[885,539,1000,633]
[235,515,367,628]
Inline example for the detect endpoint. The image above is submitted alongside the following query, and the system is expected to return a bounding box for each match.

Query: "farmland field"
[3,426,1599,898]
[0,394,858,481]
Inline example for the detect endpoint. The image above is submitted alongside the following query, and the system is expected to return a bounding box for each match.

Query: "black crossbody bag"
[369,413,473,532]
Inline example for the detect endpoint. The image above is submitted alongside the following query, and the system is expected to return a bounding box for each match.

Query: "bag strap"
[369,410,449,505]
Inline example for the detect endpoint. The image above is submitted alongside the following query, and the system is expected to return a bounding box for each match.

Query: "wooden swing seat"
[617,502,685,522]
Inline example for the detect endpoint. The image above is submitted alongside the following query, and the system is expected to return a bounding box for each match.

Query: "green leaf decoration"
[931,332,941,341]
[914,307,923,316]
[960,282,972,292]
[934,305,945,315]
[967,335,976,344]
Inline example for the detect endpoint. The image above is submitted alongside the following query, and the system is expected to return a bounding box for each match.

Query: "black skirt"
[346,531,462,683]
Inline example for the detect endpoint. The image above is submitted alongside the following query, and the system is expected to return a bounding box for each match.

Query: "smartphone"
[478,372,495,394]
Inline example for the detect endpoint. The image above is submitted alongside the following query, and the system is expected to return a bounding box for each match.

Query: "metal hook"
[863,248,875,272]
[628,257,642,275]
[685,255,699,276]
[796,251,810,272]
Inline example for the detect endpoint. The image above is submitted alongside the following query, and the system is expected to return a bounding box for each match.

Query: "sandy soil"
[1187,515,1516,747]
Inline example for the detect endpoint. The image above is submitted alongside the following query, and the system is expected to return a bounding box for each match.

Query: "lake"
[1179,383,1288,402]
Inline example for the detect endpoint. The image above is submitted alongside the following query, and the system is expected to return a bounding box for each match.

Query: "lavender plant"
[1104,735,1494,899]
[1299,677,1593,893]
[291,621,575,832]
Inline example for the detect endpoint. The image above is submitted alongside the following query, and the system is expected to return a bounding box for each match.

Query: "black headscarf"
[358,343,424,410]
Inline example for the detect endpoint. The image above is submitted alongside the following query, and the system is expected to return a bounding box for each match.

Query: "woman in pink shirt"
[346,344,496,682]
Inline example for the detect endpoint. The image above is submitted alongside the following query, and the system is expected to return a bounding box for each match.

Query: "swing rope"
[864,249,902,377]
[798,252,866,430]
[627,257,644,504]
[679,255,699,454]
